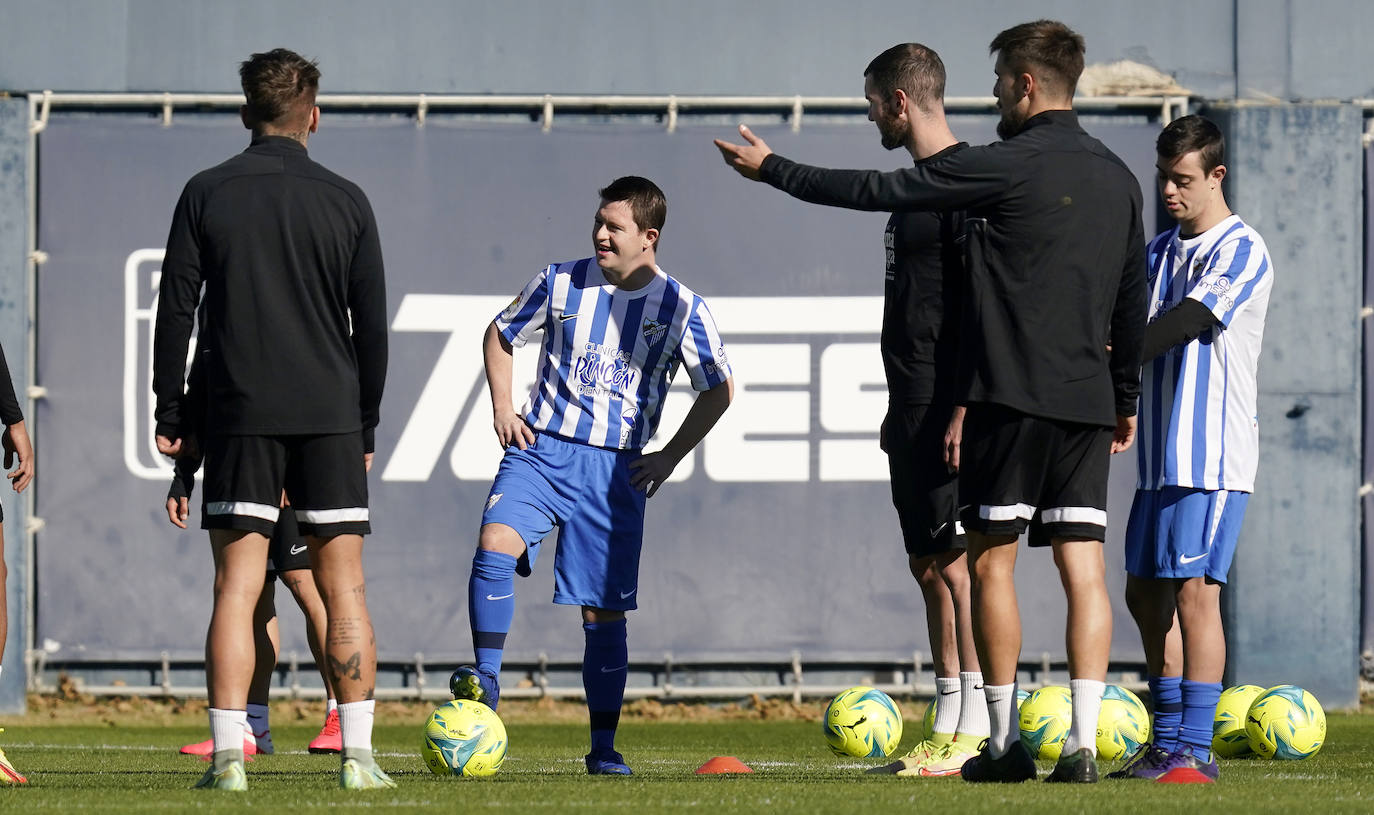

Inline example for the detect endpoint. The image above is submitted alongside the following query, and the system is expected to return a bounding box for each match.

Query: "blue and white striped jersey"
[493,258,731,450]
[1138,214,1272,491]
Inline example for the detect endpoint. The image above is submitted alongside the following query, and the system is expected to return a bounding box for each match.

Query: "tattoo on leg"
[328,651,363,682]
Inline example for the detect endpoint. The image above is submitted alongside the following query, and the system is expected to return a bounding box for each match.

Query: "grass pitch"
[2,704,1373,813]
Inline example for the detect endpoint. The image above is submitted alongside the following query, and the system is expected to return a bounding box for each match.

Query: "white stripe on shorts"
[206,501,280,522]
[980,503,1036,522]
[1205,490,1228,549]
[1040,507,1108,527]
[295,507,370,524]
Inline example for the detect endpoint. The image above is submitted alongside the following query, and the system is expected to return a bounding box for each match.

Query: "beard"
[876,118,905,151]
[996,109,1024,140]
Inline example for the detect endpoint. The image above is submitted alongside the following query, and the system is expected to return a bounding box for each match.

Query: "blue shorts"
[481,433,647,610]
[1124,486,1250,582]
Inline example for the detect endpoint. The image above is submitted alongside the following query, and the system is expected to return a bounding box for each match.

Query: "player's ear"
[1210,164,1226,187]
[309,106,320,134]
[644,227,659,250]
[892,88,909,116]
[239,104,254,131]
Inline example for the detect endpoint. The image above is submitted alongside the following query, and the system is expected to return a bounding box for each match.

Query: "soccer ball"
[1019,685,1072,760]
[1245,685,1326,760]
[922,687,1030,740]
[1096,685,1151,760]
[823,686,903,758]
[422,699,508,777]
[1213,684,1266,758]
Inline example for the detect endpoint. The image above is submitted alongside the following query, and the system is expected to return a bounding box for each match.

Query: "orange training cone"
[695,756,754,774]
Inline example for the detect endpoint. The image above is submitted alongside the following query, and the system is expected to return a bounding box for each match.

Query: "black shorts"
[957,404,1111,544]
[885,403,964,558]
[202,432,370,538]
[267,509,311,573]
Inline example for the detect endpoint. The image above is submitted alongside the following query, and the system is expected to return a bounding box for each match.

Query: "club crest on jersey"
[501,296,521,320]
[641,318,668,346]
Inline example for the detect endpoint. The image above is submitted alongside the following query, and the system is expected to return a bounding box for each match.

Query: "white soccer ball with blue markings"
[422,699,508,777]
[823,686,903,758]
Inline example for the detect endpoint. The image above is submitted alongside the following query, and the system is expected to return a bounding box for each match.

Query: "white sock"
[247,702,273,751]
[327,697,339,714]
[932,677,961,736]
[339,699,376,752]
[984,683,1018,758]
[209,708,248,755]
[1062,678,1105,756]
[955,671,990,739]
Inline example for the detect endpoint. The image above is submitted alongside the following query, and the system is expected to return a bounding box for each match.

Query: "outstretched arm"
[629,378,734,497]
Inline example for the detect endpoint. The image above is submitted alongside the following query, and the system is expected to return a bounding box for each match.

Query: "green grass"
[3,712,1374,812]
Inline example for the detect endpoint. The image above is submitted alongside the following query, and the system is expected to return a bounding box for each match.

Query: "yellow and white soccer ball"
[823,686,903,758]
[1019,685,1072,760]
[1095,684,1151,760]
[422,699,508,777]
[1213,684,1266,758]
[1245,685,1326,760]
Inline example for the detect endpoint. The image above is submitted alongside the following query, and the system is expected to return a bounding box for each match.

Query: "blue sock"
[1179,679,1222,759]
[1149,675,1183,751]
[582,619,628,754]
[468,550,518,676]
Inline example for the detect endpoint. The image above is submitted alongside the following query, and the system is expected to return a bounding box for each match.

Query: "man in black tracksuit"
[0,342,33,784]
[717,20,1146,784]
[152,48,392,791]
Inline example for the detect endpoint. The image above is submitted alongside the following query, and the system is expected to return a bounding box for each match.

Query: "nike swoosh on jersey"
[486,593,515,601]
[289,544,307,555]
[601,665,628,673]
[1179,552,1209,564]
[619,589,636,599]
[930,522,950,538]
[559,313,579,322]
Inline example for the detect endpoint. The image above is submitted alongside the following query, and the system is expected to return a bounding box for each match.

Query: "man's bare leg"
[966,531,1020,756]
[1051,537,1110,760]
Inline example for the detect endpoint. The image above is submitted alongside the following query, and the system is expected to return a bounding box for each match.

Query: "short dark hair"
[864,43,946,112]
[598,176,667,237]
[1156,115,1225,173]
[990,20,1086,98]
[239,48,320,128]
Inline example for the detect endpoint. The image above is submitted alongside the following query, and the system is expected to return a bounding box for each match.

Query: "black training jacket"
[0,342,21,426]
[761,110,1146,428]
[152,135,388,451]
[883,142,967,408]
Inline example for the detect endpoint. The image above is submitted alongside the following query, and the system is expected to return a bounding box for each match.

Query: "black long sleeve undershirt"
[1141,298,1221,361]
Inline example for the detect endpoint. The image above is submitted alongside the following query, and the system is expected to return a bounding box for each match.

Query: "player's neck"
[601,259,657,290]
[1178,201,1233,238]
[906,123,958,162]
[253,127,310,147]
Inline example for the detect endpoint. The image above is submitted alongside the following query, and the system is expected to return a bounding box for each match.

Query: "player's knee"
[582,606,626,624]
[478,523,526,556]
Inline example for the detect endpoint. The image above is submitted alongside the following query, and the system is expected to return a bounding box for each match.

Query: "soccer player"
[152,48,391,791]
[451,176,734,776]
[716,19,1146,784]
[0,341,34,785]
[1110,115,1272,783]
[766,42,989,777]
[165,334,342,756]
